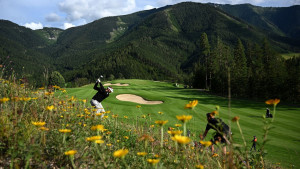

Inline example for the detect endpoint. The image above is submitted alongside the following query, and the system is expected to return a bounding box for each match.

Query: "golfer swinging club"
[90,77,113,118]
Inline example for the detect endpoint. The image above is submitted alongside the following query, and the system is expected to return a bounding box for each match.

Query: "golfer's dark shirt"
[205,118,229,135]
[92,82,109,102]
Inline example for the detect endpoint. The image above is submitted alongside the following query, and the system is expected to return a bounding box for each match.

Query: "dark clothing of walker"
[92,82,109,102]
[251,137,257,151]
[266,108,273,118]
[90,82,110,117]
[205,118,231,144]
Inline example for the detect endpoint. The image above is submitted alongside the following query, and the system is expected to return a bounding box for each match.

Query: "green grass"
[282,53,300,60]
[64,79,300,168]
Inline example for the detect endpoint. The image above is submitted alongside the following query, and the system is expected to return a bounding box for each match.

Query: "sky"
[0,0,299,30]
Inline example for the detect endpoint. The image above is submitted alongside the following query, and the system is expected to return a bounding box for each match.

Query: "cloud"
[24,22,43,30]
[63,22,75,29]
[144,5,155,10]
[45,13,61,22]
[58,0,136,23]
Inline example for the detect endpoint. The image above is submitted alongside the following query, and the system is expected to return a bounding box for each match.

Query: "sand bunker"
[104,83,129,86]
[116,94,163,105]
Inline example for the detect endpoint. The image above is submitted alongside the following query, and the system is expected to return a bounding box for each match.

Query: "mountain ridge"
[0,2,299,86]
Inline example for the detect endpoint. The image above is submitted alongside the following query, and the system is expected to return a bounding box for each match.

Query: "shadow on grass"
[247,115,263,118]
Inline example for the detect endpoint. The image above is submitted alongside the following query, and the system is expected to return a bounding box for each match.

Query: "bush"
[49,71,65,87]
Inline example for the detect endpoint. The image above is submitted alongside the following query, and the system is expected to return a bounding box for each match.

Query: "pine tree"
[199,32,211,90]
[232,38,248,97]
[210,38,230,95]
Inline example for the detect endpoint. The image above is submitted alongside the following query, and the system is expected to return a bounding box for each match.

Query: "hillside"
[0,2,299,88]
[213,4,300,39]
[0,20,54,85]
[49,2,300,83]
[35,27,63,44]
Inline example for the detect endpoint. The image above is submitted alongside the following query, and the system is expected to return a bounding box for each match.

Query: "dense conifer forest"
[0,2,299,103]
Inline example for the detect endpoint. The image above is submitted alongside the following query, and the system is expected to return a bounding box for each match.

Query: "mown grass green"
[65,79,300,168]
[282,53,300,59]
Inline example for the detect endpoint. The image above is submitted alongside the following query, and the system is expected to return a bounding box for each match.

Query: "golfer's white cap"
[107,87,113,93]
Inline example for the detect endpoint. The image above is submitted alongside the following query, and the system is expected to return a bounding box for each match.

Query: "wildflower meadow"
[1,77,299,168]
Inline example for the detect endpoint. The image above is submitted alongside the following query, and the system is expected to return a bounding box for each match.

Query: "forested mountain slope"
[0,2,299,97]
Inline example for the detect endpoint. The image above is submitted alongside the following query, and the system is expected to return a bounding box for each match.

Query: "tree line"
[192,33,300,103]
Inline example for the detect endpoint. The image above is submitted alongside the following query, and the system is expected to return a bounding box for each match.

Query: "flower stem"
[183,122,186,136]
[160,127,164,148]
[70,156,77,169]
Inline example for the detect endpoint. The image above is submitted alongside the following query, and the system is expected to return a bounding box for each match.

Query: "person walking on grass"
[90,78,113,118]
[200,112,231,155]
[250,135,257,151]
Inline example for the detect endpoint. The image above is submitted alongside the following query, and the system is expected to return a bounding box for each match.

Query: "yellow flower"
[136,105,141,108]
[155,120,168,126]
[141,115,146,118]
[150,125,155,128]
[82,99,87,103]
[211,110,218,116]
[172,135,191,145]
[64,150,77,156]
[59,129,71,133]
[113,149,129,158]
[77,114,85,117]
[169,127,175,130]
[200,141,212,147]
[195,164,204,169]
[38,87,45,90]
[147,159,160,165]
[68,96,76,102]
[46,105,55,111]
[91,125,105,131]
[45,92,54,96]
[95,140,104,144]
[137,152,148,156]
[53,85,60,89]
[212,153,219,157]
[32,121,46,127]
[232,116,240,122]
[86,136,102,141]
[124,136,129,139]
[184,100,198,109]
[265,99,280,105]
[112,114,118,118]
[176,115,192,123]
[106,143,112,147]
[158,111,163,115]
[39,127,49,131]
[167,130,183,136]
[138,134,154,142]
[124,116,128,119]
[0,97,10,103]
[20,97,31,101]
[175,124,182,127]
[95,113,103,116]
